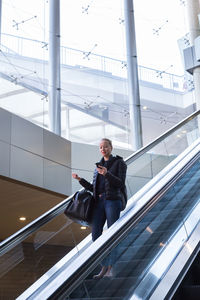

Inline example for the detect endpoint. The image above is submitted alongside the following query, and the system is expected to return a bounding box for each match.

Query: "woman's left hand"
[97,166,107,176]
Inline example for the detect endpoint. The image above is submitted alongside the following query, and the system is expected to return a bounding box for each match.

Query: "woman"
[72,138,127,278]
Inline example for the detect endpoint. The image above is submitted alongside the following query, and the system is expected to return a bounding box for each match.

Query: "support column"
[49,0,61,135]
[186,0,200,110]
[0,0,2,44]
[124,0,143,151]
[65,106,70,140]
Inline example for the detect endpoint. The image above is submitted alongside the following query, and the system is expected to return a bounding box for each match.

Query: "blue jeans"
[92,194,122,266]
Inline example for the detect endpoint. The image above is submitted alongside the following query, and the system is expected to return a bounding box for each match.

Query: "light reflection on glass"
[184,242,193,255]
[146,226,153,234]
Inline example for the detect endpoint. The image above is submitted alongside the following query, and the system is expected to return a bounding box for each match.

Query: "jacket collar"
[97,154,119,169]
[97,154,123,165]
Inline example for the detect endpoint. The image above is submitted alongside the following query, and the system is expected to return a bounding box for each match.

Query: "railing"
[0,32,189,93]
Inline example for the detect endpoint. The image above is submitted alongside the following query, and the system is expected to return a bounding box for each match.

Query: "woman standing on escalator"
[72,138,127,278]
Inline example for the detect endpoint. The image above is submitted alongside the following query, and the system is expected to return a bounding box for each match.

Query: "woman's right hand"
[72,173,81,181]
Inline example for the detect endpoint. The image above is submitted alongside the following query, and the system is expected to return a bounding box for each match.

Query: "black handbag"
[120,185,128,211]
[64,189,95,226]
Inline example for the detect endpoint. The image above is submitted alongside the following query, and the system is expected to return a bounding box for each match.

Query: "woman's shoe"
[93,266,108,279]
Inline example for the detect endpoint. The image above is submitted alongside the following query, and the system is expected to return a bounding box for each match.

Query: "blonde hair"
[101,138,113,150]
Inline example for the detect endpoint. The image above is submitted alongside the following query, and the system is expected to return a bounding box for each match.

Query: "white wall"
[0,108,175,198]
[0,107,134,196]
[0,107,72,195]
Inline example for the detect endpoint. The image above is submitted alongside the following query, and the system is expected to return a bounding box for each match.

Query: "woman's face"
[99,140,112,159]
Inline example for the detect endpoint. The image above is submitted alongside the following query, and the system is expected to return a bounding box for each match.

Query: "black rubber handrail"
[0,109,199,255]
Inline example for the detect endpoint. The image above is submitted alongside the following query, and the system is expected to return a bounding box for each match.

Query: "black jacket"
[79,155,127,201]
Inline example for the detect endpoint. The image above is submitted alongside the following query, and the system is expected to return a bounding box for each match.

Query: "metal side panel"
[148,222,200,300]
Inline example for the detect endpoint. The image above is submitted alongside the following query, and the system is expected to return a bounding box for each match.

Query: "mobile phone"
[95,163,102,168]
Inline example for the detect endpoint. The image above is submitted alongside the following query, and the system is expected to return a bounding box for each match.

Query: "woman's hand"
[97,166,107,176]
[72,173,81,181]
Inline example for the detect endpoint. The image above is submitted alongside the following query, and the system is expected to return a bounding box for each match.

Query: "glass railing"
[125,109,200,198]
[0,214,91,299]
[0,110,200,299]
[1,32,187,93]
[0,32,193,148]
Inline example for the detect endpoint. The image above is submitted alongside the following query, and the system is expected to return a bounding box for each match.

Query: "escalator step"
[115,258,150,277]
[182,285,200,300]
[118,243,160,261]
[69,276,138,299]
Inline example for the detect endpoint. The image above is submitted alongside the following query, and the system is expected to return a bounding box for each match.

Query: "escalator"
[1,110,200,300]
[18,134,200,300]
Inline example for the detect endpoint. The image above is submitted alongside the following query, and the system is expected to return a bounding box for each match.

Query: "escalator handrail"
[17,137,200,300]
[0,109,200,254]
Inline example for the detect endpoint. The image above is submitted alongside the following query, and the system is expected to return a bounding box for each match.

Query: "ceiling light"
[19,217,26,221]
[80,226,87,230]
[143,106,148,110]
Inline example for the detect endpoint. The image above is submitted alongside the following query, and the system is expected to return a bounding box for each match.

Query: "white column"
[49,0,61,135]
[0,0,2,44]
[186,0,200,110]
[124,0,143,151]
[65,106,70,140]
